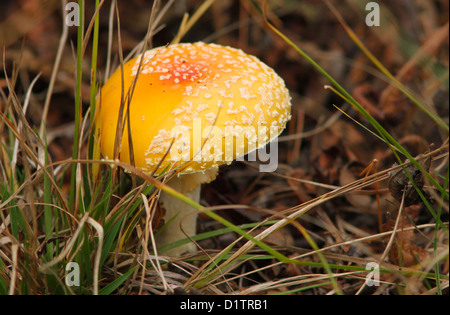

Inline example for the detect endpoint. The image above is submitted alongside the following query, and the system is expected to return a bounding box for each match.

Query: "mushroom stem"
[156,174,201,256]
[155,169,218,256]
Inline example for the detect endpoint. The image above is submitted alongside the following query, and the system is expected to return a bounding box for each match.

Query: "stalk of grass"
[434,167,449,295]
[88,0,101,184]
[64,0,105,293]
[43,132,54,259]
[68,0,84,213]
[39,1,69,139]
[98,265,137,295]
[0,261,8,295]
[289,220,342,295]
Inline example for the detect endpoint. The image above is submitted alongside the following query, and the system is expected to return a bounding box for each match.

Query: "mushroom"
[96,42,291,256]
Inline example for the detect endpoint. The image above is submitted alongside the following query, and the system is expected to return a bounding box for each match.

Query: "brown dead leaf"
[339,161,378,212]
[262,227,294,248]
[316,147,341,184]
[389,234,430,267]
[286,168,316,203]
[383,206,430,267]
[353,83,384,119]
[317,208,351,253]
[328,120,374,163]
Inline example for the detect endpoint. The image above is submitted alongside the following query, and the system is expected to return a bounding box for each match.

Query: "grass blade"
[99,266,136,295]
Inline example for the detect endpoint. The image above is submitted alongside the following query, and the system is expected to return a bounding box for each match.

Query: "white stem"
[156,175,201,256]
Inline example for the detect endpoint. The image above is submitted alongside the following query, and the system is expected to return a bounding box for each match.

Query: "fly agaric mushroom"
[96,42,291,256]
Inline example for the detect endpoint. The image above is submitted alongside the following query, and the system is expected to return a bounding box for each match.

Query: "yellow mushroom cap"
[97,42,291,175]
